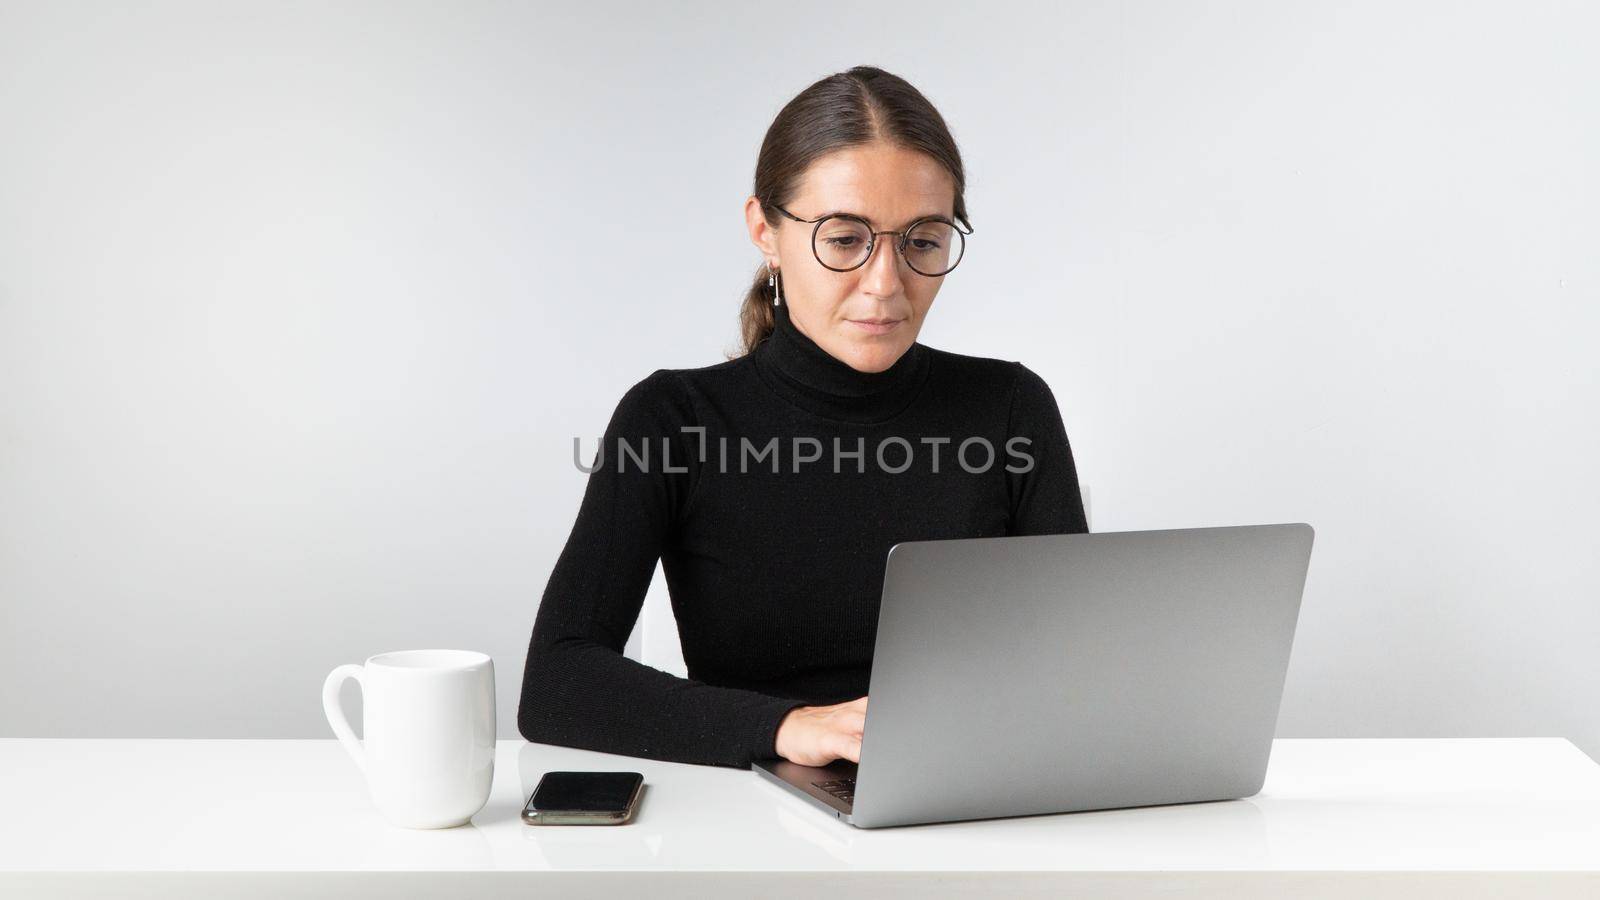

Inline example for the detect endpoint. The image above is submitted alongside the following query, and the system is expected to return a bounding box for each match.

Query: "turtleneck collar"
[751,303,932,424]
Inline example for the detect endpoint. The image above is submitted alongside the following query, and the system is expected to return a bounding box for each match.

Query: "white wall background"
[1,1,1595,762]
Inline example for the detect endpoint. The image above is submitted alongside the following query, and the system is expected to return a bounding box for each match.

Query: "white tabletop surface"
[4,737,1600,898]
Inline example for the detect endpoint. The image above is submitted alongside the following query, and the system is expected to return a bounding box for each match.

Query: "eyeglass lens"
[813,216,964,276]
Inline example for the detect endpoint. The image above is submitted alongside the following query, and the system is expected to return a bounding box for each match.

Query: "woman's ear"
[744,195,779,267]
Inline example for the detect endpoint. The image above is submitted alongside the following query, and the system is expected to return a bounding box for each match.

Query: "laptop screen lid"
[848,523,1314,828]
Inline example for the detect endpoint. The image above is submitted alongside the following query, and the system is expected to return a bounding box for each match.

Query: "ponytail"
[730,262,778,359]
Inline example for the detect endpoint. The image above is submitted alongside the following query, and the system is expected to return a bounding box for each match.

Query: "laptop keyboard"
[811,777,856,804]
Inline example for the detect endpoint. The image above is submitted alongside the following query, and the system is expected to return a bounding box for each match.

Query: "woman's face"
[746,142,957,373]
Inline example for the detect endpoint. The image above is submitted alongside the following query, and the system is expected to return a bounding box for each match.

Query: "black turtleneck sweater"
[517,305,1088,768]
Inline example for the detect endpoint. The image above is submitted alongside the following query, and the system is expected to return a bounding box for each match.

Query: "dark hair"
[730,65,972,358]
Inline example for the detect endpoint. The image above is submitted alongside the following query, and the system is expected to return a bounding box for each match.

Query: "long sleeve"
[517,369,807,768]
[1003,362,1090,537]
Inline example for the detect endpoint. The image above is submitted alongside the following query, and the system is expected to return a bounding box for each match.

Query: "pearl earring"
[767,264,783,307]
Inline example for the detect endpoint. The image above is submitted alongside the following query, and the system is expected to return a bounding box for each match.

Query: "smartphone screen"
[527,771,643,814]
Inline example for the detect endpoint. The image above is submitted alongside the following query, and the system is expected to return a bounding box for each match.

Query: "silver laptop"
[753,523,1315,828]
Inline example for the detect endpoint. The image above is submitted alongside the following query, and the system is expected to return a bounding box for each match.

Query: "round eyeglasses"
[770,202,972,277]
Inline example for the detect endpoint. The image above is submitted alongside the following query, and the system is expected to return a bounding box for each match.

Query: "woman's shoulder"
[603,355,751,429]
[918,345,1068,435]
[922,344,1047,398]
[598,366,703,436]
[619,354,747,400]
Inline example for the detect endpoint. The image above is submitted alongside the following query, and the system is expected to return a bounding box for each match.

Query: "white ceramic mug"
[322,649,496,829]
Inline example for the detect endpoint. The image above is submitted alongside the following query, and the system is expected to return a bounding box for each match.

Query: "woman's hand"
[774,696,868,766]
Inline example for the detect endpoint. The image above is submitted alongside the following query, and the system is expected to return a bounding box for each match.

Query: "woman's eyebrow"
[820,209,953,229]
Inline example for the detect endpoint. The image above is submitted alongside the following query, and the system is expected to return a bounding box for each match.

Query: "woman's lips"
[847,318,903,335]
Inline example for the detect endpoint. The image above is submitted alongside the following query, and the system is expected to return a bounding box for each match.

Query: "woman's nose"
[858,237,905,296]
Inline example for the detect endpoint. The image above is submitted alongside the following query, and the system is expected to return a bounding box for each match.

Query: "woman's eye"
[910,239,941,251]
[824,236,861,247]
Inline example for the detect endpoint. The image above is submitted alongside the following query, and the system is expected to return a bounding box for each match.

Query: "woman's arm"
[517,369,806,768]
[1003,362,1090,536]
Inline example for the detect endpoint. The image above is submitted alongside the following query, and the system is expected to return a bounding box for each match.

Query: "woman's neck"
[751,304,931,423]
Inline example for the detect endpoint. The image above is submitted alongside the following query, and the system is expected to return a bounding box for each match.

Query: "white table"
[3,737,1599,898]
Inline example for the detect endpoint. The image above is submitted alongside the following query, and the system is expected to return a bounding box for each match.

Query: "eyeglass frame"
[767,201,974,276]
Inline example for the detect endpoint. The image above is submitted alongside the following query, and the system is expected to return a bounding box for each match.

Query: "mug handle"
[322,664,368,777]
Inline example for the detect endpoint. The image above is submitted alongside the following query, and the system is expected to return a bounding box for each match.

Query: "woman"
[518,65,1087,769]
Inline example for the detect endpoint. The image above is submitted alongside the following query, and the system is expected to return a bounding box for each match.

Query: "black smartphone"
[522,771,645,825]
